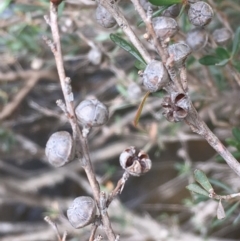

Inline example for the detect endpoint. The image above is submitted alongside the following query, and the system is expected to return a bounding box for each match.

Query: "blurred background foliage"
[1,0,240,240]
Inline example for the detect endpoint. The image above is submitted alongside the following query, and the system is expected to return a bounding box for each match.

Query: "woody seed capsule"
[152,17,178,40]
[162,4,181,18]
[45,131,74,167]
[186,28,208,51]
[212,28,232,46]
[75,99,109,128]
[188,1,213,27]
[168,43,191,67]
[143,60,169,92]
[67,196,96,229]
[119,146,152,176]
[95,5,116,28]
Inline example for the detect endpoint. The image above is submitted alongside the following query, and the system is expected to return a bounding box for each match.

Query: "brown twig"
[97,0,151,64]
[113,0,240,177]
[130,0,167,63]
[47,3,116,240]
[0,75,40,121]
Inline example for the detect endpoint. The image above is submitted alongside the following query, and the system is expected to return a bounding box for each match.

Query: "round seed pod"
[162,92,190,122]
[75,99,109,128]
[186,28,208,51]
[95,5,116,28]
[188,1,213,27]
[162,4,181,18]
[143,60,169,92]
[119,146,152,176]
[139,0,157,11]
[45,131,74,167]
[212,28,232,46]
[168,43,191,67]
[67,196,96,229]
[152,17,178,40]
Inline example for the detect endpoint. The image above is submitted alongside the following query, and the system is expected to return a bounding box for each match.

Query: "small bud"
[95,5,116,28]
[45,131,74,167]
[168,43,191,67]
[143,60,169,92]
[119,146,152,176]
[188,1,213,27]
[162,92,190,122]
[75,99,109,128]
[152,17,179,40]
[67,196,96,228]
[186,28,208,51]
[212,28,232,46]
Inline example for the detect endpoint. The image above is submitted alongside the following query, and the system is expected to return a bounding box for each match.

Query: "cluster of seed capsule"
[45,97,152,229]
[46,0,234,231]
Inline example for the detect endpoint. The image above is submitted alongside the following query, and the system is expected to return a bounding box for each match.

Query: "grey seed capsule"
[186,28,208,51]
[152,17,178,40]
[188,1,213,27]
[67,196,96,229]
[95,5,116,28]
[162,4,181,18]
[119,146,152,176]
[168,43,191,67]
[143,60,169,92]
[212,28,232,46]
[45,131,74,167]
[139,0,157,11]
[75,99,109,127]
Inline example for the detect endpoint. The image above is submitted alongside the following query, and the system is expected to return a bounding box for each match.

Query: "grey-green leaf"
[186,183,209,197]
[194,169,213,193]
[110,34,146,65]
[148,0,181,6]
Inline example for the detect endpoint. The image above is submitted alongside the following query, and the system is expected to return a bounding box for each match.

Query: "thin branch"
[48,3,116,240]
[0,75,40,121]
[98,0,151,64]
[130,0,167,63]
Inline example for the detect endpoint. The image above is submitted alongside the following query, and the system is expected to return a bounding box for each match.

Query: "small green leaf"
[232,127,240,142]
[110,34,146,65]
[133,91,150,127]
[0,0,12,14]
[194,169,213,193]
[134,60,146,70]
[199,55,221,66]
[231,26,240,57]
[215,47,230,60]
[186,183,209,197]
[148,0,182,6]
